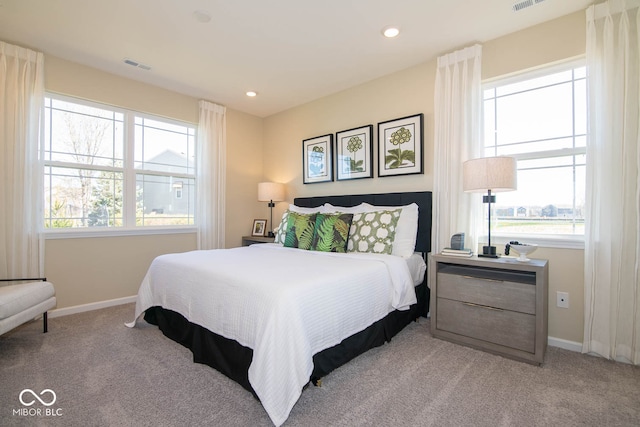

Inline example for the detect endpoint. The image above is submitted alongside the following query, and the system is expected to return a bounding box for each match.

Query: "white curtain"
[584,0,640,365]
[432,44,483,253]
[196,100,226,250]
[0,41,45,279]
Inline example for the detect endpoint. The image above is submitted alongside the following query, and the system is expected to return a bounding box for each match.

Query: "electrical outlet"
[557,291,569,308]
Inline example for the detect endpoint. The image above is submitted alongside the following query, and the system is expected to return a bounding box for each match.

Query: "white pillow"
[289,204,323,214]
[362,202,419,258]
[322,202,368,214]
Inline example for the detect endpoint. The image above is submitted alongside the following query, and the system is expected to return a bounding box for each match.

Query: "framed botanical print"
[335,125,373,181]
[377,113,424,177]
[302,134,333,184]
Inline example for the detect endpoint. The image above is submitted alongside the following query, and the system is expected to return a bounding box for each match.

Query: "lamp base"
[478,245,499,258]
[267,231,275,238]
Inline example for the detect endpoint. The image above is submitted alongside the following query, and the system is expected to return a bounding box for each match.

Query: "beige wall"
[43,56,264,309]
[263,11,586,344]
[482,11,586,80]
[226,109,265,242]
[45,234,196,308]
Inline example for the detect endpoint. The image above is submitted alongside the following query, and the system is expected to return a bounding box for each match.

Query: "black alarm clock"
[450,232,465,250]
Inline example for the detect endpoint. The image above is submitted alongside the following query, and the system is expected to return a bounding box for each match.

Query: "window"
[44,95,196,231]
[482,62,586,238]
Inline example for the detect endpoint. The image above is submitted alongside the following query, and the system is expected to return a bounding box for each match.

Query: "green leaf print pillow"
[310,213,354,253]
[283,212,317,250]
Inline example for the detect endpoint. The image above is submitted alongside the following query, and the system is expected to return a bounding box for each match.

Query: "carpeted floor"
[1,303,639,426]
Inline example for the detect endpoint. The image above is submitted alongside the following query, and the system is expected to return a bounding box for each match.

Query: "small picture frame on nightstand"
[252,219,267,236]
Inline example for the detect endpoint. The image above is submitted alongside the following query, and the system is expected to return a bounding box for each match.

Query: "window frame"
[43,93,198,238]
[480,58,587,249]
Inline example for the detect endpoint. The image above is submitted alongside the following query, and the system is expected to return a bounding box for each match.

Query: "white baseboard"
[548,336,582,352]
[49,295,136,318]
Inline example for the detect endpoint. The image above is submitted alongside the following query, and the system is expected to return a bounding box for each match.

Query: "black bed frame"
[145,191,432,398]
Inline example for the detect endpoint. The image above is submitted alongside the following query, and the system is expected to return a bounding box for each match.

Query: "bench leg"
[43,312,48,333]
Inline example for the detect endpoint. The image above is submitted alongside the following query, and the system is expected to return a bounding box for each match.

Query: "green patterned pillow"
[347,209,401,254]
[284,212,317,250]
[310,213,354,253]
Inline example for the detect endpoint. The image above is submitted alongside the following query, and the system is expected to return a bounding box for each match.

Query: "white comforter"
[126,244,417,426]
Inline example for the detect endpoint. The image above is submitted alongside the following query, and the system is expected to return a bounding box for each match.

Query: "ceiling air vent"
[123,58,151,71]
[513,0,546,12]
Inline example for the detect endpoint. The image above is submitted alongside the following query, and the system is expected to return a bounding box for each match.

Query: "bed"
[126,191,432,426]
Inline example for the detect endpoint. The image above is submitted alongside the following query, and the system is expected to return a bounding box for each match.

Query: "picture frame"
[335,125,373,181]
[303,134,333,184]
[252,219,267,236]
[377,113,424,177]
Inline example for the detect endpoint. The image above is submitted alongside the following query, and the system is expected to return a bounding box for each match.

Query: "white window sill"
[486,234,585,250]
[44,226,197,240]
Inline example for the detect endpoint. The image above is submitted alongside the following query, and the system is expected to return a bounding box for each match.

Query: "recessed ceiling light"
[193,10,212,23]
[382,26,400,38]
[246,91,257,97]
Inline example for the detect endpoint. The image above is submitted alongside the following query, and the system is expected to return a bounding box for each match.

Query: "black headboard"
[293,191,432,254]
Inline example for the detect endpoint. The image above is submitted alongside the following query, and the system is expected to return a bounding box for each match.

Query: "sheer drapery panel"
[0,41,44,278]
[196,101,226,250]
[583,0,640,365]
[433,44,483,253]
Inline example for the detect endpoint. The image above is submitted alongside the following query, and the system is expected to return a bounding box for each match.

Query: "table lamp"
[463,156,517,258]
[258,182,285,237]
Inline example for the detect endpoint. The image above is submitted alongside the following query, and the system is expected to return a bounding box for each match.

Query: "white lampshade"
[463,156,517,193]
[258,182,285,202]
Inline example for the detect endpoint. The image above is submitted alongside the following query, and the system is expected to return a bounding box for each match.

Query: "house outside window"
[482,61,586,241]
[44,95,196,231]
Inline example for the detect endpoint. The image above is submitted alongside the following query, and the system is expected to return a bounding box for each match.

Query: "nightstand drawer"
[437,272,535,314]
[436,297,536,353]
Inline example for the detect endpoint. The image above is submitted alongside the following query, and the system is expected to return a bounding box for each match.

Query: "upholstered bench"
[0,279,56,335]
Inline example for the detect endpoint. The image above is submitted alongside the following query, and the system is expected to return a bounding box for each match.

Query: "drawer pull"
[462,302,504,312]
[460,275,504,283]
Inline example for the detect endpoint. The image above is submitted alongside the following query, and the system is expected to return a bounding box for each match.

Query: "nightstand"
[429,254,548,365]
[242,236,275,246]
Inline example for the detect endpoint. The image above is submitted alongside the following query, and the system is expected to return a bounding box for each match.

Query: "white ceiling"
[0,0,592,118]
